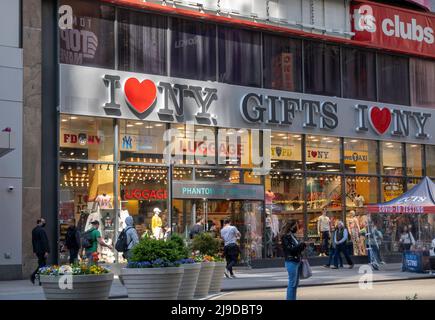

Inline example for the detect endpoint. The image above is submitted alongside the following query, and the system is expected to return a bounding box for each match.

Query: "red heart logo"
[124,78,157,114]
[311,151,318,158]
[369,107,391,135]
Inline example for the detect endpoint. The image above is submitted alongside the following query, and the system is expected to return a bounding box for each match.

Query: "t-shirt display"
[95,194,112,209]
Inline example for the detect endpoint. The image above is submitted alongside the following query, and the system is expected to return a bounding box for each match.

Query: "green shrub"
[130,237,184,264]
[169,233,189,259]
[191,232,220,256]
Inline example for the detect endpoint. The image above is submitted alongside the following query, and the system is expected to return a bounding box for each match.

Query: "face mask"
[291,226,297,233]
[41,223,46,228]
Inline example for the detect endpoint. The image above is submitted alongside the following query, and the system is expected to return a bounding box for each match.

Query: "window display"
[406,144,423,177]
[344,139,378,174]
[382,177,405,202]
[305,135,341,172]
[381,141,403,176]
[270,132,302,170]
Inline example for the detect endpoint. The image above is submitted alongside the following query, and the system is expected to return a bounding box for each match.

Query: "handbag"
[299,259,312,279]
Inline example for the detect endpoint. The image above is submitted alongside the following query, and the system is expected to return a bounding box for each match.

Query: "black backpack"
[115,227,132,253]
[81,230,94,249]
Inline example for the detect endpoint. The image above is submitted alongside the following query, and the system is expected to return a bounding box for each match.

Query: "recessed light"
[270,135,275,138]
[127,124,134,127]
[312,139,319,142]
[145,125,153,129]
[293,135,301,138]
[155,123,164,127]
[277,133,285,137]
[61,119,68,122]
[135,122,143,125]
[70,116,78,120]
[350,140,358,143]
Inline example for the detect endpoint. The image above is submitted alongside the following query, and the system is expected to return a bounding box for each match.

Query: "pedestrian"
[331,221,354,269]
[317,208,331,257]
[123,216,139,261]
[189,217,205,239]
[221,219,241,279]
[323,225,343,268]
[65,219,81,265]
[281,220,306,300]
[399,225,415,271]
[83,220,113,264]
[31,218,50,285]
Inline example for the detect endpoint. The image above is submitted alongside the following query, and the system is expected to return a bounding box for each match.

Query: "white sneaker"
[224,269,231,278]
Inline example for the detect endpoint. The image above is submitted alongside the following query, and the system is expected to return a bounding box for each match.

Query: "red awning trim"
[101,0,435,60]
[366,205,435,214]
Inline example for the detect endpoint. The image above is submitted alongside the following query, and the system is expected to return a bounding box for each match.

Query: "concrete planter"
[121,267,184,300]
[177,263,201,300]
[194,261,215,299]
[40,273,114,300]
[209,261,226,295]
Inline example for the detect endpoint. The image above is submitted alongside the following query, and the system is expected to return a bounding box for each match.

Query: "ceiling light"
[293,135,301,138]
[135,122,143,125]
[127,124,134,127]
[350,140,358,143]
[145,125,153,129]
[61,119,68,122]
[155,124,164,127]
[70,116,78,120]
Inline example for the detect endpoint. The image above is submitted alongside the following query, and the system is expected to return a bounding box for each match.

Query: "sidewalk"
[0,263,433,299]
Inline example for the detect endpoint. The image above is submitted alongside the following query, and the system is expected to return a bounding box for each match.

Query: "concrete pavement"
[0,263,433,299]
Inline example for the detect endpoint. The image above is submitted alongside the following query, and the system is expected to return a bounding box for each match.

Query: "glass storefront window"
[381,177,405,202]
[218,26,261,87]
[60,115,114,161]
[305,135,341,172]
[270,132,303,171]
[407,178,421,190]
[306,175,342,256]
[426,145,435,177]
[377,54,410,105]
[381,141,403,176]
[410,58,435,108]
[304,41,341,97]
[406,144,423,177]
[263,34,302,92]
[243,170,262,184]
[59,162,115,264]
[173,167,193,181]
[119,120,166,164]
[59,0,115,69]
[119,165,168,242]
[118,9,167,75]
[195,169,240,184]
[170,18,216,81]
[344,139,378,174]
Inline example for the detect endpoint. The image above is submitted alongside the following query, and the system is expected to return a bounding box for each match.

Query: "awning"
[366,177,435,214]
[0,131,15,158]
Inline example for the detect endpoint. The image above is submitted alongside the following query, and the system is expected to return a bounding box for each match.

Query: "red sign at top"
[351,1,435,58]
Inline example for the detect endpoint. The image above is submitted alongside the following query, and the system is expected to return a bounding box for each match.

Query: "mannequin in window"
[93,193,112,211]
[152,207,163,239]
[317,208,331,257]
[265,190,275,212]
[347,210,361,255]
[354,194,365,208]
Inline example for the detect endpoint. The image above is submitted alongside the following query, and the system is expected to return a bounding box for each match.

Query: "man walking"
[84,220,113,264]
[31,218,50,284]
[65,220,81,264]
[331,221,354,269]
[189,217,205,239]
[221,219,241,278]
[317,208,331,257]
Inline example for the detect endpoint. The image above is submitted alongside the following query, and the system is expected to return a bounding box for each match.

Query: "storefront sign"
[60,130,103,148]
[271,145,296,160]
[60,64,435,145]
[124,189,168,200]
[120,134,161,153]
[172,181,264,200]
[351,1,435,58]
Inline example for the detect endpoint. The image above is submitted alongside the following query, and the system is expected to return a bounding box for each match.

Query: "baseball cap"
[153,208,161,213]
[91,220,100,225]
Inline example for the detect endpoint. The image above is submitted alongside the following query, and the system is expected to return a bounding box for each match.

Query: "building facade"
[2,0,435,279]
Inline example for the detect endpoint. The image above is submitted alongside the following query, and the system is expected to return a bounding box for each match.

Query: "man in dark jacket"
[65,220,81,264]
[31,218,50,284]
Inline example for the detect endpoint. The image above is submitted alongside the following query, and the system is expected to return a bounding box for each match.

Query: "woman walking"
[281,220,306,300]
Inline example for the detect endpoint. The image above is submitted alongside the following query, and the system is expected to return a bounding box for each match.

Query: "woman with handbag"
[281,220,306,300]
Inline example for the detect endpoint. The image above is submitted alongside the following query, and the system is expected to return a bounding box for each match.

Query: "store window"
[306,174,343,256]
[264,172,304,258]
[170,18,216,81]
[118,9,167,75]
[377,54,410,105]
[344,139,378,174]
[119,120,165,164]
[119,165,168,241]
[195,169,240,184]
[263,34,302,92]
[426,145,435,177]
[410,58,435,108]
[381,177,405,202]
[406,144,423,177]
[59,162,115,264]
[304,41,341,97]
[173,167,193,181]
[59,0,115,69]
[381,141,403,176]
[243,170,262,185]
[218,26,261,87]
[305,135,341,172]
[60,115,114,161]
[407,178,422,190]
[270,132,303,171]
[342,47,376,101]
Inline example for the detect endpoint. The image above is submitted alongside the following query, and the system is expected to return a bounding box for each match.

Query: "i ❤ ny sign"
[60,64,433,144]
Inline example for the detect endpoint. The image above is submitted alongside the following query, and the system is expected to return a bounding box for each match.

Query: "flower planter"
[209,261,226,295]
[121,267,184,300]
[194,261,215,299]
[177,263,201,300]
[39,273,114,300]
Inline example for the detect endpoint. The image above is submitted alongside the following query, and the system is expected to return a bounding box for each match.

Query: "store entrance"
[172,199,263,264]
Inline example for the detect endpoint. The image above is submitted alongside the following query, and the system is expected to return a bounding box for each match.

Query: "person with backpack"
[116,216,139,261]
[65,220,81,264]
[83,220,113,264]
[331,221,354,269]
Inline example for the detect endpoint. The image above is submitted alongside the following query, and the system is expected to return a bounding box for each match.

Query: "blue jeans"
[327,247,343,267]
[334,244,353,267]
[285,261,300,300]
